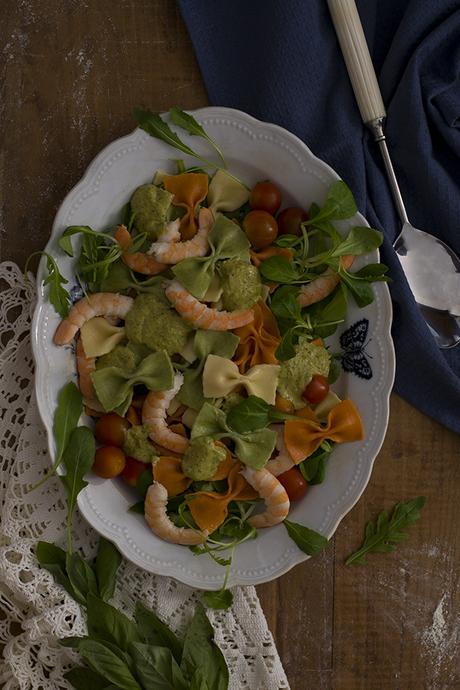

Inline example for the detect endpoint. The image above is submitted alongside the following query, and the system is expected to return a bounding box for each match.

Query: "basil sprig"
[226,395,298,434]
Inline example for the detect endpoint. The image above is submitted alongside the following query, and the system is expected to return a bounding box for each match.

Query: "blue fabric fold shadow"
[178,0,460,434]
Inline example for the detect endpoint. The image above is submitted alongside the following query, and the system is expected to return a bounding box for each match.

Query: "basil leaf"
[330,226,383,258]
[259,256,298,284]
[307,180,357,224]
[181,603,229,690]
[274,234,300,248]
[299,444,333,485]
[283,520,328,556]
[203,589,233,611]
[351,263,390,280]
[134,601,183,664]
[65,552,98,606]
[59,636,86,648]
[275,327,297,361]
[345,497,426,565]
[95,538,122,602]
[226,396,270,434]
[169,107,226,167]
[327,358,341,385]
[78,639,141,690]
[64,665,113,690]
[130,642,188,690]
[270,285,302,322]
[35,541,75,600]
[86,593,141,652]
[134,106,198,159]
[61,426,95,548]
[340,271,375,307]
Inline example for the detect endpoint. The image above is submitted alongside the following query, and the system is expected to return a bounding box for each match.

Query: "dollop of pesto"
[96,345,136,372]
[181,437,226,481]
[130,183,173,237]
[125,291,193,356]
[123,425,158,463]
[277,342,330,409]
[218,258,261,310]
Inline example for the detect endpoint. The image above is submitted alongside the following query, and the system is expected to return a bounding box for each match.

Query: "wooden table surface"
[2,2,459,688]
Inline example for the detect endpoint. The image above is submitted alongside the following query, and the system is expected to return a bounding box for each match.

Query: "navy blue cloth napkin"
[178,0,460,434]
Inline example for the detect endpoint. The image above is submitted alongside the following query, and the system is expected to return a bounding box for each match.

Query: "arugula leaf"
[61,426,95,550]
[26,251,71,318]
[170,107,226,167]
[345,497,426,565]
[95,538,122,602]
[86,593,141,652]
[58,225,117,257]
[64,665,114,690]
[65,552,99,606]
[130,642,188,690]
[181,604,229,690]
[330,226,383,257]
[259,256,299,284]
[283,520,329,556]
[203,588,233,611]
[36,541,76,599]
[134,106,198,159]
[30,382,83,491]
[134,601,183,665]
[78,639,141,690]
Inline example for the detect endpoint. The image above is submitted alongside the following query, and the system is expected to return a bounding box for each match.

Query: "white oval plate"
[32,107,395,589]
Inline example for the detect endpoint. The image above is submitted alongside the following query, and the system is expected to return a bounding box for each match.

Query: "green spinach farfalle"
[91,350,174,416]
[191,402,277,470]
[172,214,250,298]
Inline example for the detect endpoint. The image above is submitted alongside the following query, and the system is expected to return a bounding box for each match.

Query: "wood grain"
[2,2,459,688]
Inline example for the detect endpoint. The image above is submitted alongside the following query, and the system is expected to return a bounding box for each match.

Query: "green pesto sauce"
[124,291,193,356]
[218,258,261,310]
[130,183,173,237]
[123,425,158,463]
[278,342,330,409]
[96,345,137,372]
[181,437,226,481]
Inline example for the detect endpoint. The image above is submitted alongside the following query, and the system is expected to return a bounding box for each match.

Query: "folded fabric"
[178,0,460,434]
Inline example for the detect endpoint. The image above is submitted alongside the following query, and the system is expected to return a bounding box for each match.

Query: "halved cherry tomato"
[278,467,307,501]
[93,446,126,479]
[277,207,308,236]
[95,413,130,447]
[302,375,330,404]
[243,210,278,249]
[250,181,282,215]
[121,457,147,487]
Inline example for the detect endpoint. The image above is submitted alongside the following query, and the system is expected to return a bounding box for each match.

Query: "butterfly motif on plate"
[339,318,373,380]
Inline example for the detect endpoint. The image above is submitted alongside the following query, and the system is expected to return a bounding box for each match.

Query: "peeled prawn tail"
[297,255,355,308]
[144,481,208,545]
[265,425,295,476]
[164,280,254,331]
[114,225,168,276]
[54,293,134,345]
[142,372,190,454]
[240,466,290,528]
[149,211,212,265]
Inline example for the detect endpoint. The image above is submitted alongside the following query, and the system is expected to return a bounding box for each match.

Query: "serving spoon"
[327,0,460,348]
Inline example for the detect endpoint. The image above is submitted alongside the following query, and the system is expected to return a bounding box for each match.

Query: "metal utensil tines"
[328,0,460,348]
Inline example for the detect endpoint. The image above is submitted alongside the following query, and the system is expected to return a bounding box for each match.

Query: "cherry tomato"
[93,446,126,479]
[274,393,295,414]
[95,413,130,447]
[250,181,282,215]
[121,457,146,487]
[243,210,278,249]
[277,207,308,236]
[278,467,308,501]
[302,375,330,404]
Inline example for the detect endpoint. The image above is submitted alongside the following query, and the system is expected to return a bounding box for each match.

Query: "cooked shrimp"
[298,255,354,307]
[239,466,290,528]
[165,280,254,331]
[75,337,96,401]
[148,209,213,265]
[145,481,207,545]
[54,293,133,345]
[265,425,294,477]
[114,225,167,276]
[142,372,190,454]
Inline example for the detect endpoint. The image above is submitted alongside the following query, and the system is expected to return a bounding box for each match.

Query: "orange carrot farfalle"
[164,173,209,240]
[233,300,281,373]
[284,399,364,464]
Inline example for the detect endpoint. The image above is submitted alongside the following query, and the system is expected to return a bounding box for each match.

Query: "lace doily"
[0,261,289,690]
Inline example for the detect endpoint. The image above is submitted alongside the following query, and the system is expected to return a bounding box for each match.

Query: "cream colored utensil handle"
[327,0,385,124]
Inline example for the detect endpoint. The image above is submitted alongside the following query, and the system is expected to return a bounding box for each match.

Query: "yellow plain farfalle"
[207,169,250,214]
[202,354,280,404]
[80,317,125,358]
